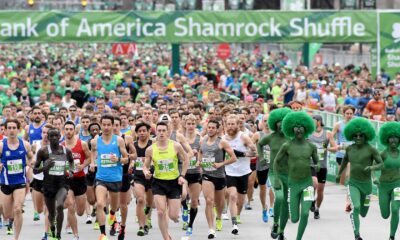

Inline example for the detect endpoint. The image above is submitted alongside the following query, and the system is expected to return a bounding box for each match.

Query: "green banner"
[379,12,400,78]
[0,11,377,43]
[370,43,377,79]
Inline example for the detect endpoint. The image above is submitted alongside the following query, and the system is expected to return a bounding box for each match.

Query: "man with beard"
[25,106,46,146]
[223,114,257,235]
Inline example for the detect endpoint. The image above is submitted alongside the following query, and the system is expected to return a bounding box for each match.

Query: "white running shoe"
[231,224,239,235]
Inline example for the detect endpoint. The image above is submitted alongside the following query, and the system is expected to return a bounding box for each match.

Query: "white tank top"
[33,141,44,180]
[322,93,336,108]
[296,89,307,103]
[223,131,251,177]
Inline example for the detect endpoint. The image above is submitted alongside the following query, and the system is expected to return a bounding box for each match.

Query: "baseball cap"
[312,115,324,127]
[159,114,171,122]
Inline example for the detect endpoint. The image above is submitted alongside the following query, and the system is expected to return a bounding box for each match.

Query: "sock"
[51,225,56,237]
[8,218,14,228]
[181,200,188,210]
[100,225,106,235]
[231,216,237,225]
[144,206,150,215]
[120,225,125,234]
[110,210,115,216]
[188,208,198,228]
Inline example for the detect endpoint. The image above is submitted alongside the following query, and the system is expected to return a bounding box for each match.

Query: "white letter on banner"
[304,18,317,37]
[270,18,281,36]
[143,23,154,36]
[174,18,187,37]
[154,23,166,36]
[215,23,234,37]
[317,23,330,37]
[202,22,213,37]
[244,22,257,37]
[0,23,11,37]
[259,22,270,37]
[46,23,59,37]
[60,18,69,37]
[26,18,38,37]
[353,23,365,36]
[77,18,92,37]
[289,18,303,37]
[93,23,112,37]
[113,23,126,37]
[189,18,201,37]
[236,23,245,36]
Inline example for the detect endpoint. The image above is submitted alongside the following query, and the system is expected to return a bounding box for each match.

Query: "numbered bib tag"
[100,154,117,168]
[188,157,198,170]
[202,157,216,171]
[303,186,315,201]
[7,159,23,175]
[394,188,400,201]
[364,195,371,207]
[135,157,144,170]
[158,159,174,173]
[317,147,325,161]
[49,161,66,176]
[73,159,81,173]
[263,146,270,164]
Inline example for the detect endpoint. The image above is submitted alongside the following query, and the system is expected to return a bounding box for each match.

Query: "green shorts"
[348,178,372,196]
[379,180,400,197]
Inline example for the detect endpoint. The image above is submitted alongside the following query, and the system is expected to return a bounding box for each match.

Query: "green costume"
[257,108,291,239]
[336,117,383,240]
[275,111,319,240]
[378,122,400,240]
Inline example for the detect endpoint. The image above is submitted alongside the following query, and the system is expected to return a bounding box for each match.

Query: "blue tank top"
[96,135,122,182]
[28,122,45,145]
[309,90,321,101]
[79,129,92,142]
[67,116,80,126]
[0,139,27,185]
[336,121,353,158]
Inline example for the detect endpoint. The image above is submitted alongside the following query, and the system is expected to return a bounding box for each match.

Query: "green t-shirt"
[29,87,42,98]
[56,86,67,97]
[1,95,18,106]
[0,77,10,86]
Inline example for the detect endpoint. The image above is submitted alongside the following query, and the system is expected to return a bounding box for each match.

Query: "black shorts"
[202,175,226,191]
[311,167,317,177]
[120,175,133,193]
[86,168,97,187]
[250,162,257,171]
[336,157,343,165]
[185,173,202,185]
[31,179,43,193]
[43,184,69,199]
[317,168,328,184]
[95,179,121,193]
[152,178,181,199]
[0,184,26,195]
[67,177,87,196]
[133,175,152,192]
[257,169,269,186]
[226,174,250,194]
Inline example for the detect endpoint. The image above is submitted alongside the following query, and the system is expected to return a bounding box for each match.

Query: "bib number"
[49,161,66,176]
[394,188,400,201]
[73,159,81,173]
[364,195,371,207]
[202,157,216,171]
[262,146,270,164]
[7,159,23,174]
[135,157,144,171]
[100,154,117,168]
[303,186,315,201]
[317,147,325,161]
[158,159,174,173]
[188,157,198,170]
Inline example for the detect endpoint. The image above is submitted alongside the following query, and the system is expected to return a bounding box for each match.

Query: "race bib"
[158,159,174,173]
[262,146,270,164]
[317,147,325,161]
[73,159,81,173]
[7,159,23,174]
[394,188,400,201]
[100,154,117,168]
[49,161,66,176]
[303,186,315,201]
[202,157,216,171]
[339,142,352,154]
[188,156,198,170]
[364,195,371,207]
[135,157,144,170]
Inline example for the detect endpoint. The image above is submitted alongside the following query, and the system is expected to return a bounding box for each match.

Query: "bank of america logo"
[393,23,400,43]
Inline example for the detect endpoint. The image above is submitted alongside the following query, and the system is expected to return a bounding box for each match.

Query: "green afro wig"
[379,122,400,147]
[282,111,315,139]
[344,117,375,142]
[268,107,292,132]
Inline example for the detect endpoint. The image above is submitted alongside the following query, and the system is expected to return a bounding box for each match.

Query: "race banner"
[0,11,377,43]
[379,12,400,78]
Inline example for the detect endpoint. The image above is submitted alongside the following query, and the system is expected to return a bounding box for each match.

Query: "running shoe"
[182,221,188,230]
[314,209,320,219]
[278,233,287,240]
[86,215,93,224]
[389,237,395,240]
[72,236,79,240]
[146,218,152,229]
[216,218,222,231]
[310,201,316,212]
[137,227,145,236]
[98,234,108,240]
[236,215,241,224]
[269,208,274,217]
[222,213,229,220]
[91,209,96,217]
[34,211,40,221]
[345,203,352,212]
[182,209,189,222]
[144,225,149,235]
[245,202,252,210]
[0,217,2,229]
[118,227,126,240]
[186,227,193,236]
[231,224,239,235]
[144,206,150,215]
[355,235,363,240]
[7,226,14,235]
[41,232,48,240]
[65,226,72,234]
[108,214,116,226]
[93,221,100,230]
[110,222,118,236]
[271,223,279,239]
[208,229,216,239]
[262,209,269,223]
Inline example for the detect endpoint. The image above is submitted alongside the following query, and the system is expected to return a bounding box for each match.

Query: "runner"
[63,121,91,240]
[133,122,153,236]
[336,117,383,240]
[25,106,46,145]
[378,122,400,240]
[308,115,337,219]
[199,119,237,239]
[76,115,92,142]
[223,114,257,235]
[143,121,189,240]
[34,127,74,240]
[275,111,319,240]
[90,114,129,240]
[257,107,292,238]
[0,119,34,240]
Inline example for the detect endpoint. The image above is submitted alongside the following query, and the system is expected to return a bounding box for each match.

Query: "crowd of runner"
[0,43,399,240]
